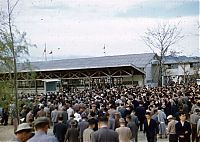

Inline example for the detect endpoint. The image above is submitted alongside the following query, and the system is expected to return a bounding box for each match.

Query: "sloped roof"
[17,53,156,73]
[164,55,200,64]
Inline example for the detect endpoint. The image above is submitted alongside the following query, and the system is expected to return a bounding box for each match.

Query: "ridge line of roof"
[27,52,155,64]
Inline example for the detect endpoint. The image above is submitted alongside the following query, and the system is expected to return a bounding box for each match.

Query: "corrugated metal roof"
[17,53,156,72]
[164,56,200,64]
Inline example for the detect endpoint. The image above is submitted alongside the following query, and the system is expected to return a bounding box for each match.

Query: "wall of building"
[122,75,144,86]
[164,62,200,84]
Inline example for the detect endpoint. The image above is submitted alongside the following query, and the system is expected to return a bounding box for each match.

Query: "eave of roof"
[19,64,145,75]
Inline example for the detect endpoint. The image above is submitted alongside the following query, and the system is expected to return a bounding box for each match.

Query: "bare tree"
[142,23,183,86]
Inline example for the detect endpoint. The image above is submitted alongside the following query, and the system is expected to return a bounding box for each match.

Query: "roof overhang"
[40,79,61,82]
[18,64,145,75]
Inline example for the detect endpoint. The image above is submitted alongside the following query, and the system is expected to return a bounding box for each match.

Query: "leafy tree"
[0,0,36,123]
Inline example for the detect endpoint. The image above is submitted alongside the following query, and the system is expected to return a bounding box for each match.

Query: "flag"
[49,51,52,54]
[103,44,106,54]
[43,43,46,54]
[44,47,46,53]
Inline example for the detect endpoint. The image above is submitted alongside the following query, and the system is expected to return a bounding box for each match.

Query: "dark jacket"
[135,106,146,121]
[53,122,68,142]
[143,119,159,137]
[65,127,79,142]
[91,127,119,142]
[127,121,138,138]
[175,121,191,142]
[78,120,89,140]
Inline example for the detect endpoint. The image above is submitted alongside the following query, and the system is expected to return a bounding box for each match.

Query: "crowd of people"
[7,83,200,142]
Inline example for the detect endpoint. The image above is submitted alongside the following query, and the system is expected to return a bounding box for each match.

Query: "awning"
[41,79,61,82]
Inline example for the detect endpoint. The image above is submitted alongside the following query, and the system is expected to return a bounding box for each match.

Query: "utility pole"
[103,44,106,56]
[44,43,47,61]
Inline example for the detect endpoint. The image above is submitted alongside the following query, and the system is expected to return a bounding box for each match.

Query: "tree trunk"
[8,10,19,124]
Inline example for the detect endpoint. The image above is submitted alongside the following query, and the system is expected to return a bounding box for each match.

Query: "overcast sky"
[1,0,199,61]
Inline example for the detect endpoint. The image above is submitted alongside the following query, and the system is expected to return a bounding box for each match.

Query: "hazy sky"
[1,0,199,61]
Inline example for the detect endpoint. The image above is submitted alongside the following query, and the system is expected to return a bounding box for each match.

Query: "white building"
[163,56,200,85]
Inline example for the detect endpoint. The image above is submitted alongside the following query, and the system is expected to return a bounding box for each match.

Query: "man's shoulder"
[151,119,157,123]
[175,121,181,126]
[28,135,58,142]
[84,128,94,133]
[117,126,130,131]
[95,128,118,134]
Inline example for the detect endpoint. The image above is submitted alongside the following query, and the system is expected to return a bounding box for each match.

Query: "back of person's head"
[58,117,63,121]
[98,115,108,124]
[126,115,131,120]
[70,114,75,118]
[40,106,44,110]
[88,118,96,125]
[154,109,158,114]
[90,111,96,117]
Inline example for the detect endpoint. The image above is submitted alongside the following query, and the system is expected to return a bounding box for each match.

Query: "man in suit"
[135,102,146,131]
[27,117,58,142]
[126,115,139,142]
[51,106,59,129]
[115,118,132,142]
[83,118,96,142]
[78,114,89,142]
[65,120,79,142]
[175,112,191,142]
[143,112,159,142]
[53,117,68,142]
[91,116,119,142]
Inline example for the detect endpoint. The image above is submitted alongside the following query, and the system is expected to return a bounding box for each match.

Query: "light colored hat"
[119,118,125,123]
[167,115,173,120]
[15,123,32,134]
[34,117,50,126]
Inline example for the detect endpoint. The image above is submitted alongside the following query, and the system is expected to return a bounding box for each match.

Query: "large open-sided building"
[0,53,160,94]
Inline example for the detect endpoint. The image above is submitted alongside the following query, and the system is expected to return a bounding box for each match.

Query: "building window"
[167,64,178,69]
[190,62,200,68]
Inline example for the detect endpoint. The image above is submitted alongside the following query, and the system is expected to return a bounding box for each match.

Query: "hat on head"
[15,123,32,134]
[167,115,173,120]
[70,120,77,126]
[119,118,125,123]
[91,104,96,107]
[34,117,50,126]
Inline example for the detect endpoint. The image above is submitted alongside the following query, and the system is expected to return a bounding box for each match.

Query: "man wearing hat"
[91,116,119,142]
[12,123,32,142]
[27,117,58,142]
[65,120,79,142]
[115,118,132,142]
[167,115,178,142]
